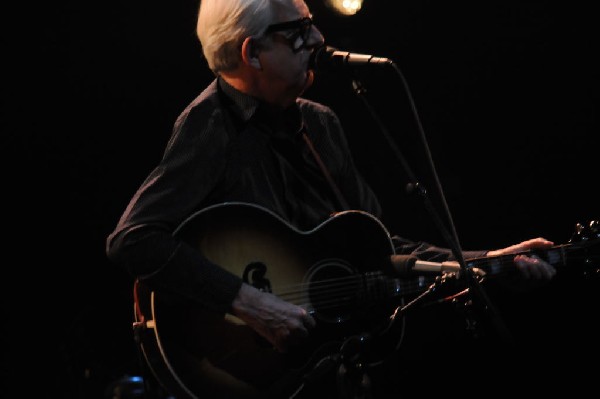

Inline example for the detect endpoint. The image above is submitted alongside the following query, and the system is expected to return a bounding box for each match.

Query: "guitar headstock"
[568,220,600,277]
[569,220,600,243]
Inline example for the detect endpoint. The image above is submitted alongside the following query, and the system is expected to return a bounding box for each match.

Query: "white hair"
[197,0,296,73]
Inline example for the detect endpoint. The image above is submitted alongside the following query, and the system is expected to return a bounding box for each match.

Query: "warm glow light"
[325,0,363,16]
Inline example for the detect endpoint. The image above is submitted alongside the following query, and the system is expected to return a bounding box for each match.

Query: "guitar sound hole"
[305,259,358,324]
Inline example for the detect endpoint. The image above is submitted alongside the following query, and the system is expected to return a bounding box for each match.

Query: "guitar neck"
[466,240,597,276]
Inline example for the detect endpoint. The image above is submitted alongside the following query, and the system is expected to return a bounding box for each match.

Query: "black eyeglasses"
[264,17,314,53]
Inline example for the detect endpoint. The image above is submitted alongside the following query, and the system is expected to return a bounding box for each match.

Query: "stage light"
[325,0,363,16]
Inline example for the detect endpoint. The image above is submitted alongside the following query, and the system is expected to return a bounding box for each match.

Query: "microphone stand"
[292,333,373,399]
[346,64,513,345]
[336,333,374,399]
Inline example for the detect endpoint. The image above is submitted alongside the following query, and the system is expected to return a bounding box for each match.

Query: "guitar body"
[134,202,408,398]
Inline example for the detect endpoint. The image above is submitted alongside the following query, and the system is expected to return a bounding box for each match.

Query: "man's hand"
[231,283,316,353]
[487,237,556,279]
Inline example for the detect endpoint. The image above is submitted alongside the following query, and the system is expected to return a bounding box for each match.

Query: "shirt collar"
[218,77,260,122]
[217,76,304,138]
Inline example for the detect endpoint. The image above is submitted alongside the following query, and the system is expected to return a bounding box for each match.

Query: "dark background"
[8,1,598,397]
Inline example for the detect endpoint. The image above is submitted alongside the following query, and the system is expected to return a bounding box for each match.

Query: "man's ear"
[241,37,262,70]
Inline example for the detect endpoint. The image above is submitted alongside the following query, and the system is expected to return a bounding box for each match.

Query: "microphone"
[310,45,394,73]
[389,255,461,276]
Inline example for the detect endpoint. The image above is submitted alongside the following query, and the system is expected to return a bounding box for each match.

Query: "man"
[106,0,557,397]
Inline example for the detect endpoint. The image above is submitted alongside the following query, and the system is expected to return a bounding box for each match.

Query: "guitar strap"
[300,126,351,211]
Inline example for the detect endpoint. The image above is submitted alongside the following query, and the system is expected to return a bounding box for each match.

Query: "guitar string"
[244,242,597,311]
[267,243,599,309]
[272,273,430,297]
[291,280,429,311]
[272,274,435,310]
[240,240,593,298]
[271,272,427,293]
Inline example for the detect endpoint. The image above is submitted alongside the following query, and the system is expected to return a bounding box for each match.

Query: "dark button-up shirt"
[106,77,485,313]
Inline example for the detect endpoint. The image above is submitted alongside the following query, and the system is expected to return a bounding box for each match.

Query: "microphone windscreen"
[389,255,418,276]
[309,45,338,74]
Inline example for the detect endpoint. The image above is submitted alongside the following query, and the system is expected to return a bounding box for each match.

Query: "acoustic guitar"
[132,202,598,398]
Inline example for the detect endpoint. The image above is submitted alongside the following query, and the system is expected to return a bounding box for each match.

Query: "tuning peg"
[570,222,585,242]
[589,220,599,238]
[571,220,600,242]
[566,220,600,277]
